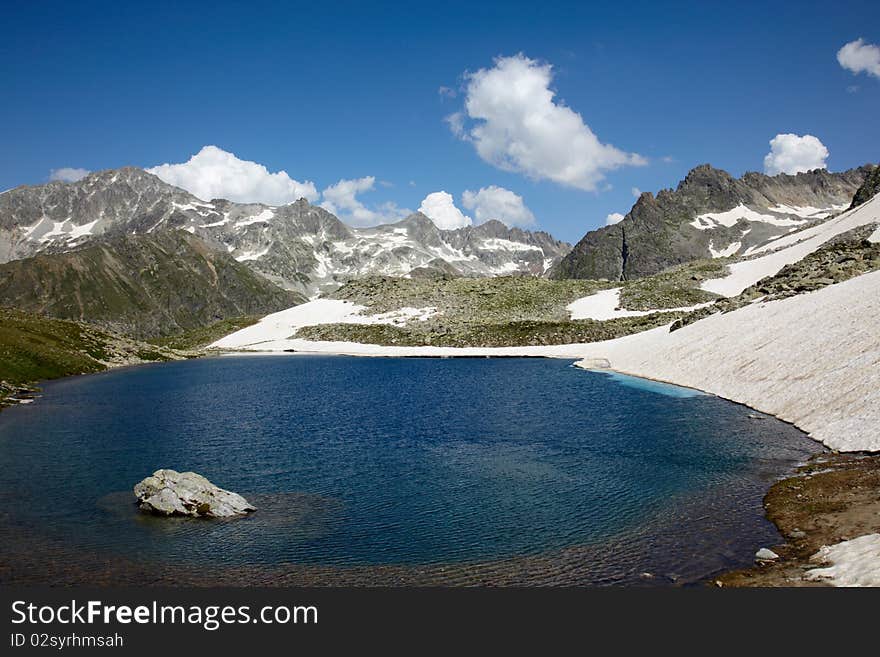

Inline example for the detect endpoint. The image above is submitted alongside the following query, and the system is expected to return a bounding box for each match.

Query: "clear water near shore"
[0,356,820,585]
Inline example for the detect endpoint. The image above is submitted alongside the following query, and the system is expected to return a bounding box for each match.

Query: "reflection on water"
[0,356,820,586]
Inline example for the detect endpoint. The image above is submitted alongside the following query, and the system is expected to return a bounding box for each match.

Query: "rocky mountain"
[0,231,304,338]
[552,164,871,281]
[0,168,571,296]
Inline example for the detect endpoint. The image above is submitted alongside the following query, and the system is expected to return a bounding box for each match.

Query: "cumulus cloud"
[49,167,90,183]
[461,185,535,227]
[763,134,829,175]
[438,86,457,99]
[147,145,318,204]
[320,176,409,226]
[631,187,641,197]
[837,38,880,79]
[605,212,625,226]
[448,54,645,191]
[418,191,473,229]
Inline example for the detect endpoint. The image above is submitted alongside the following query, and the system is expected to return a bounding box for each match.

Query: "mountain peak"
[677,164,736,192]
[397,212,437,230]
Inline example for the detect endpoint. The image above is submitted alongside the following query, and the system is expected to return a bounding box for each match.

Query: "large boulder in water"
[133,469,255,518]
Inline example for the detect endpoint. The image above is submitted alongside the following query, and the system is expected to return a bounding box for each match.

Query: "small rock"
[788,529,806,539]
[755,548,780,562]
[134,469,255,518]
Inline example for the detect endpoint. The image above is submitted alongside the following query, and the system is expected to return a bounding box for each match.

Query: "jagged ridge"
[553,164,871,281]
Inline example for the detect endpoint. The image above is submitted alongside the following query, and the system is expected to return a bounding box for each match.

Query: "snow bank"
[572,270,880,452]
[805,534,880,587]
[211,299,438,349]
[566,288,712,321]
[702,195,880,297]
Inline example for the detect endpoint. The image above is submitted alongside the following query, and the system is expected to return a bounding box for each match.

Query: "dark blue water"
[0,356,819,585]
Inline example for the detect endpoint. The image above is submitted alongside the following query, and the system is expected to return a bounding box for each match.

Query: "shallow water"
[0,356,820,585]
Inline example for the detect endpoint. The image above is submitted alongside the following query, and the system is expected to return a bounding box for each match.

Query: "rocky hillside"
[552,164,870,281]
[0,231,303,338]
[850,164,880,209]
[0,168,570,296]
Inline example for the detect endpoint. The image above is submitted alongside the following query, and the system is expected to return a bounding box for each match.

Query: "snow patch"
[235,246,270,261]
[23,217,100,242]
[567,288,713,321]
[806,534,880,587]
[210,300,440,349]
[480,238,543,252]
[708,241,741,258]
[235,208,275,228]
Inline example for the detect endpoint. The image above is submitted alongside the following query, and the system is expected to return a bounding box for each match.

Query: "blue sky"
[2,0,878,242]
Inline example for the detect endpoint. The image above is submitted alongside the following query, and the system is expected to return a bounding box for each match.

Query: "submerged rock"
[134,469,255,518]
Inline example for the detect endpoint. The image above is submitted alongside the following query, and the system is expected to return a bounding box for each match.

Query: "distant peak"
[399,211,436,227]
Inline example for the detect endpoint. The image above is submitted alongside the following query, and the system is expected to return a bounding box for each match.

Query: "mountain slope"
[0,168,571,296]
[552,164,870,281]
[0,231,304,338]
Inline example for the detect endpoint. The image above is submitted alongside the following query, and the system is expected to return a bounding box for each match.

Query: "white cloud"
[320,176,410,226]
[438,86,457,99]
[49,167,90,183]
[461,185,535,227]
[605,212,625,226]
[763,134,829,175]
[418,191,473,229]
[837,38,880,79]
[448,54,645,191]
[631,187,641,197]
[147,145,318,204]
[321,176,378,224]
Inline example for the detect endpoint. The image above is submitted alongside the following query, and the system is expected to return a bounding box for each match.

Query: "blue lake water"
[0,356,820,585]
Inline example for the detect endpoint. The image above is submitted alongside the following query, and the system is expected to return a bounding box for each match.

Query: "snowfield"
[571,270,880,453]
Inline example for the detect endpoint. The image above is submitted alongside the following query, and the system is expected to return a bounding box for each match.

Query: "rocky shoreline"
[716,452,880,586]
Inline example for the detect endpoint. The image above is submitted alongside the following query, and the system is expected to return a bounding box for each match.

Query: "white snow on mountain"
[702,194,879,296]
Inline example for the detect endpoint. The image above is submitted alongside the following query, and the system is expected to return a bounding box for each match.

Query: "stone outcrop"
[134,469,255,518]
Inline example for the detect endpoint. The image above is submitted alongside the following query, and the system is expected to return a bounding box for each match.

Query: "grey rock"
[755,548,780,561]
[134,469,255,518]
